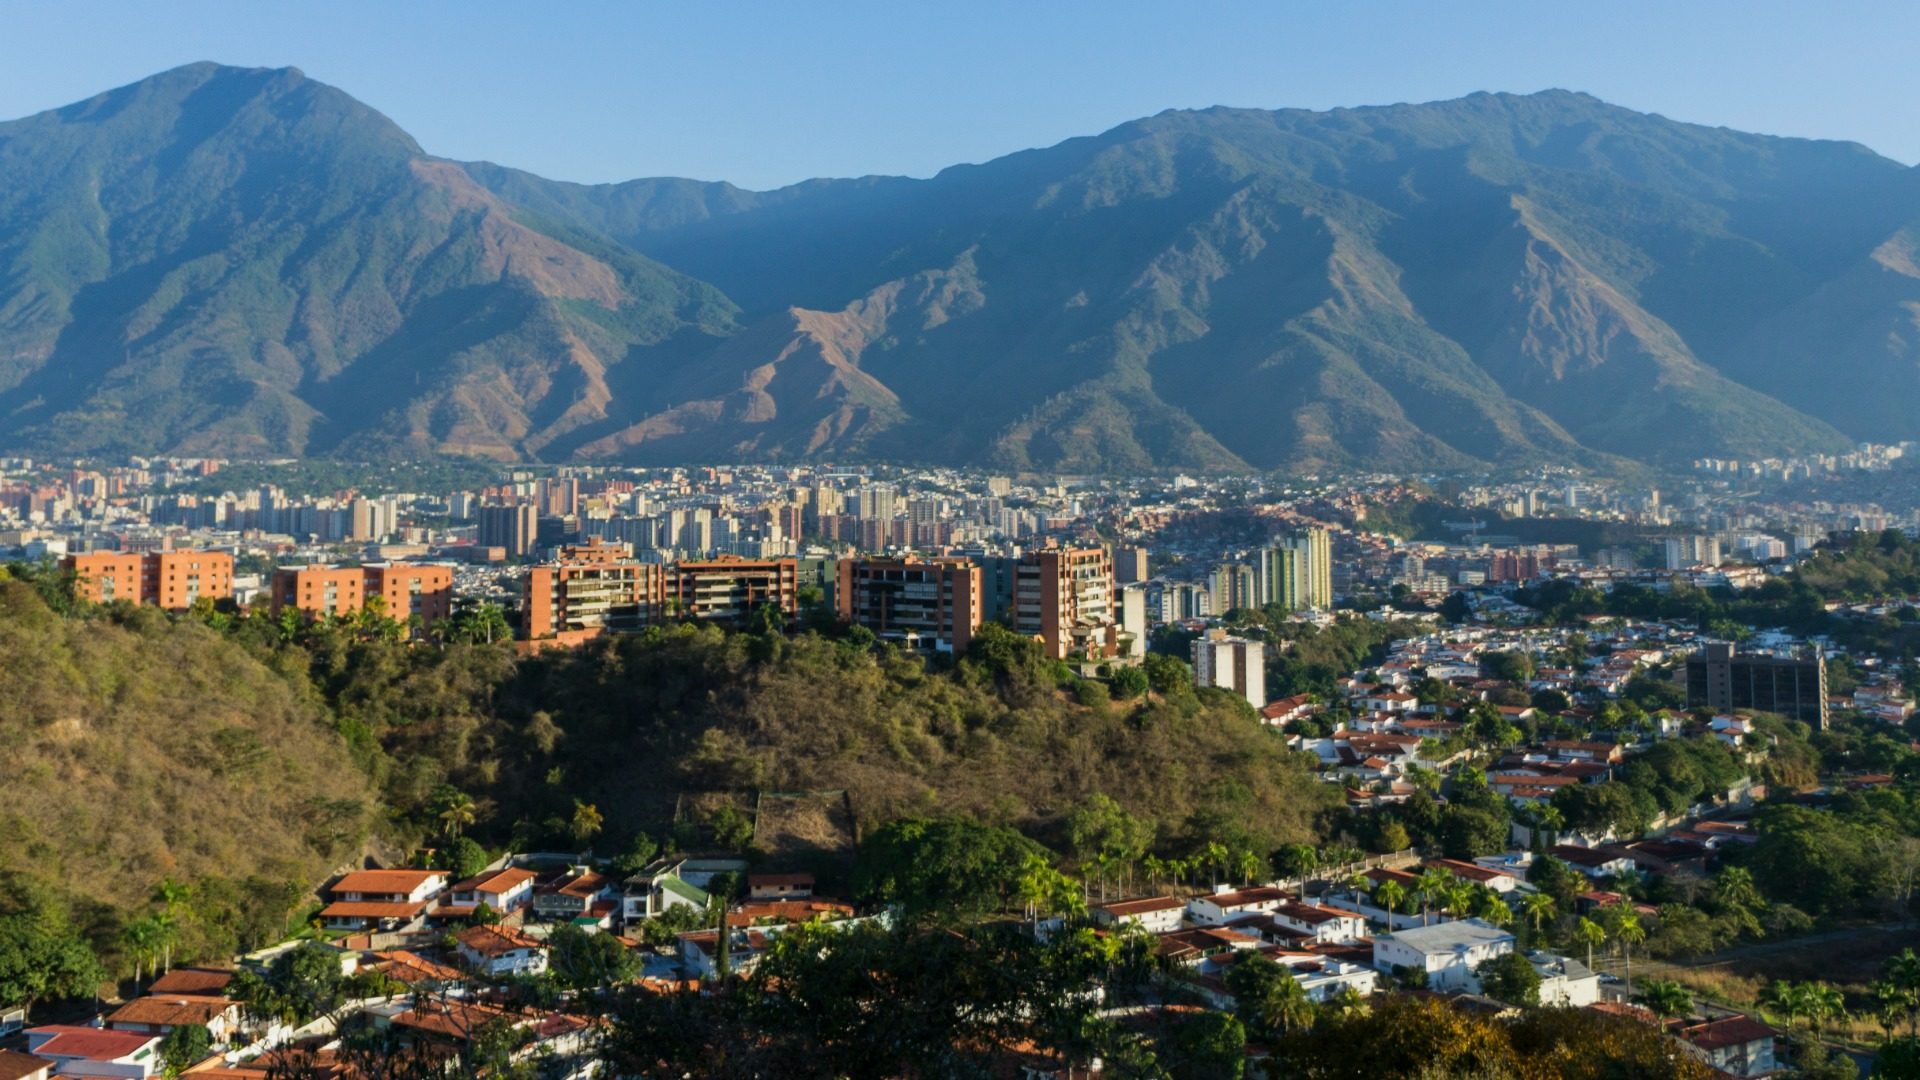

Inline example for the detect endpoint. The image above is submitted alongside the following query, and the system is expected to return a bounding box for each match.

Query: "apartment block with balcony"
[835,555,982,653]
[523,544,669,642]
[1011,546,1123,660]
[673,557,799,627]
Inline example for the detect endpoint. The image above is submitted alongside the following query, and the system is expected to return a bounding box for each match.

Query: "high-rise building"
[1275,527,1332,610]
[1209,562,1258,615]
[835,555,982,653]
[1254,544,1299,609]
[1685,642,1828,729]
[1012,546,1120,660]
[1114,546,1150,585]
[1192,629,1266,710]
[1664,535,1723,570]
[478,503,538,559]
[522,542,668,641]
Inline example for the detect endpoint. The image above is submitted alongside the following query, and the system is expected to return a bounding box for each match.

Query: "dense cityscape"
[2,446,1919,1078]
[11,7,1920,1078]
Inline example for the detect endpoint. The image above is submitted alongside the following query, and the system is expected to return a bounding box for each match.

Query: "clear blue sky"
[1,0,1914,189]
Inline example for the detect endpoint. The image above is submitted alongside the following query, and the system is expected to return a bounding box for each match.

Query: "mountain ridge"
[0,63,1912,470]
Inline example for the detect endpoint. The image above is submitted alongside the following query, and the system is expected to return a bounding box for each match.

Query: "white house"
[1187,886,1291,926]
[25,1025,163,1078]
[444,867,537,918]
[1268,902,1368,945]
[455,924,549,977]
[320,869,448,931]
[1530,952,1601,1006]
[1093,896,1186,934]
[1371,918,1515,991]
[621,873,710,923]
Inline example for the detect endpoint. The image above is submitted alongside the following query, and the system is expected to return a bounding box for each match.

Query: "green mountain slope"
[1,65,1913,469]
[478,90,1909,469]
[0,63,737,460]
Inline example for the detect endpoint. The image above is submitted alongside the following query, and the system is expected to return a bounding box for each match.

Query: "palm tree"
[1235,849,1263,887]
[1713,866,1761,913]
[1015,854,1053,926]
[1326,984,1370,1021]
[1639,980,1695,1020]
[569,800,604,848]
[1480,897,1513,929]
[1611,908,1646,996]
[1763,980,1804,1030]
[1414,868,1453,926]
[121,916,162,990]
[1374,881,1408,925]
[1574,917,1606,974]
[1534,804,1565,842]
[437,790,478,842]
[1521,893,1557,940]
[1889,949,1920,1036]
[1143,855,1167,893]
[1345,870,1371,897]
[1872,979,1916,1042]
[1202,842,1229,890]
[1805,982,1848,1037]
[150,878,193,973]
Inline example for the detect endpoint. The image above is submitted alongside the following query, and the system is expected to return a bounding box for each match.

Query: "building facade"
[478,502,538,559]
[1685,642,1828,729]
[835,555,983,653]
[673,557,800,627]
[65,550,234,610]
[523,543,669,641]
[1192,629,1267,709]
[1011,546,1120,660]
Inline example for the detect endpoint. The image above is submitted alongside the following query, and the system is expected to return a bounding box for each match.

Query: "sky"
[0,0,1915,190]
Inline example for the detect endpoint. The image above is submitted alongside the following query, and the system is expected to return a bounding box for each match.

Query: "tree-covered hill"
[0,572,374,955]
[0,571,1335,987]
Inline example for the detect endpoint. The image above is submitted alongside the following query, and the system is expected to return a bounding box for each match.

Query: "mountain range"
[1,62,1916,472]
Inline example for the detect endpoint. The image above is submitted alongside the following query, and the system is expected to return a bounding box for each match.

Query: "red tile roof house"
[1671,1014,1778,1077]
[319,869,448,932]
[532,869,613,922]
[1092,896,1187,934]
[434,867,537,923]
[25,1025,164,1077]
[0,1050,53,1080]
[1187,887,1292,927]
[1425,858,1521,893]
[454,925,549,978]
[105,995,244,1044]
[1265,902,1369,945]
[144,968,234,997]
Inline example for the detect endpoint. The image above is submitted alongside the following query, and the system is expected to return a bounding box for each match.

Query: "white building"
[1531,952,1602,1006]
[1093,896,1187,934]
[1188,886,1290,926]
[1371,918,1515,991]
[1192,630,1266,710]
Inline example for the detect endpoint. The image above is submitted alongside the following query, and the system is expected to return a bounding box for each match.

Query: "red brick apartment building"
[835,555,982,653]
[270,563,453,628]
[64,550,233,609]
